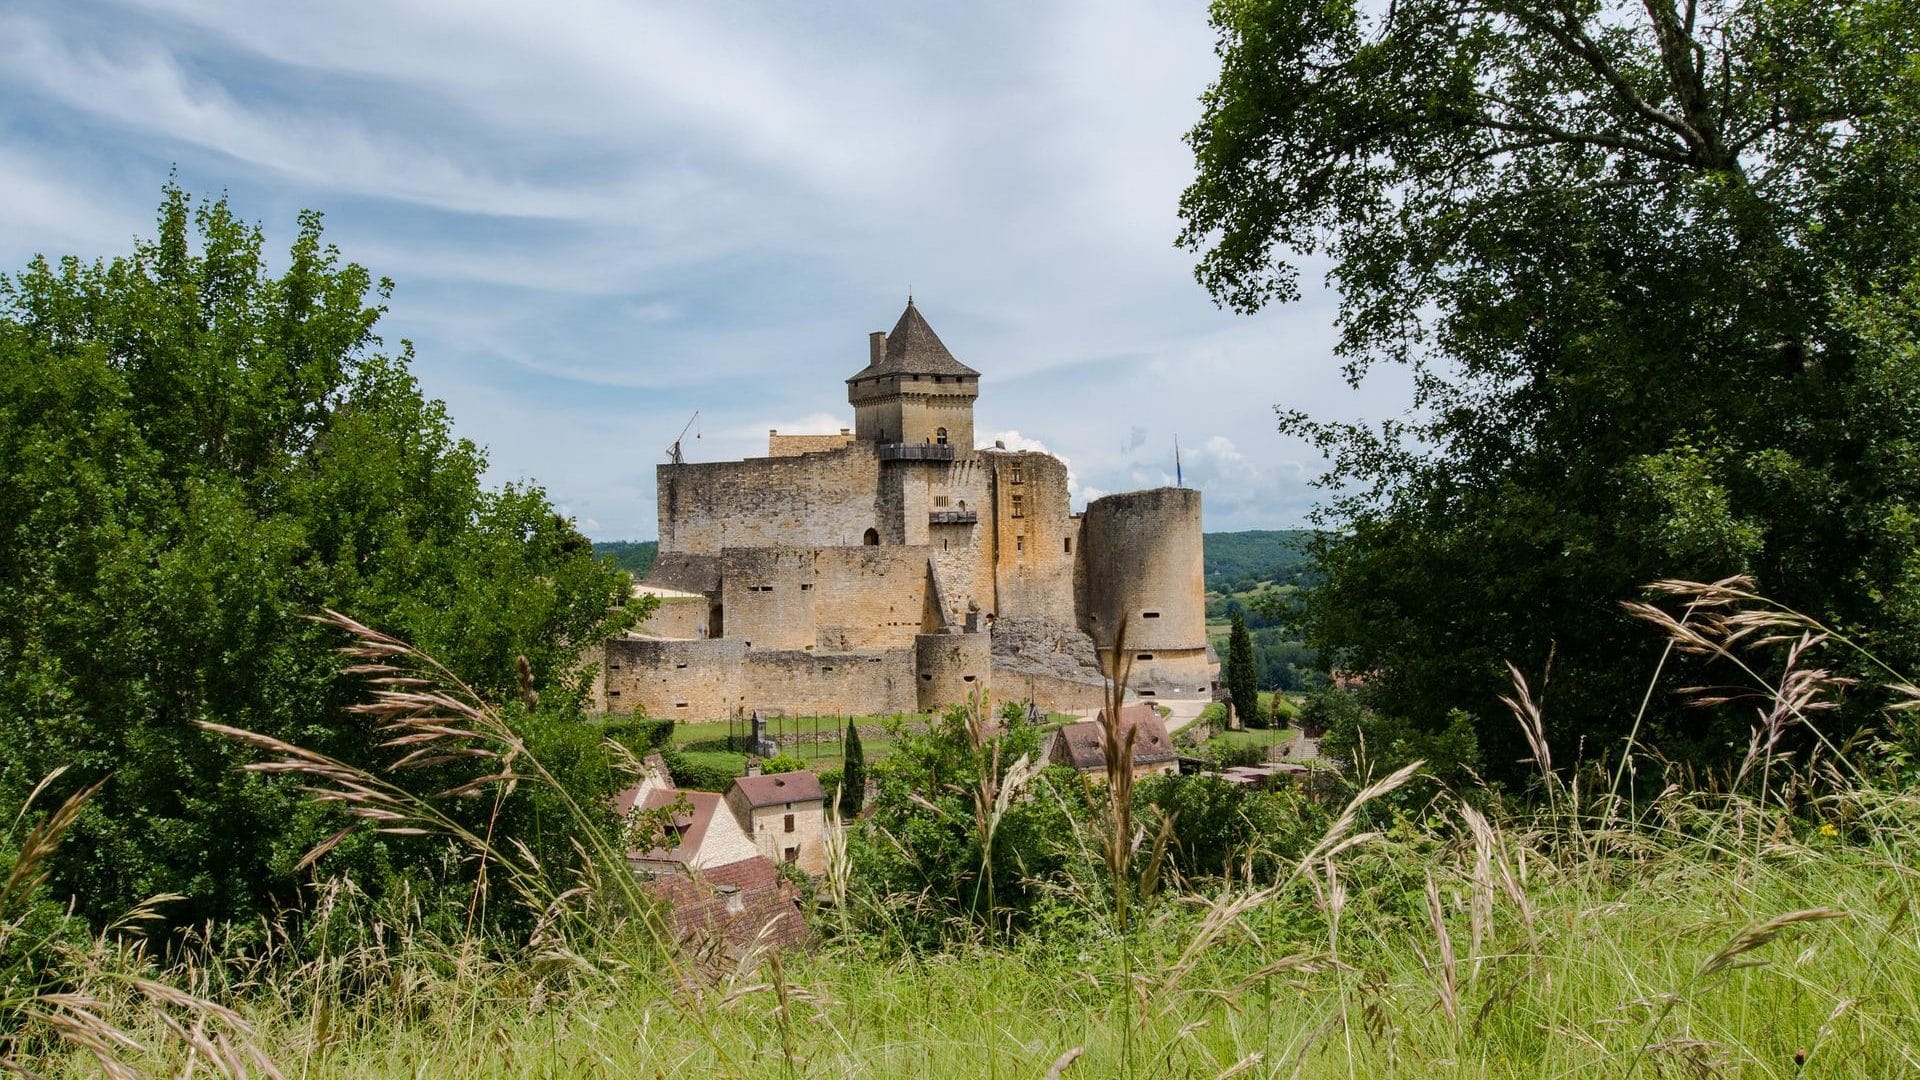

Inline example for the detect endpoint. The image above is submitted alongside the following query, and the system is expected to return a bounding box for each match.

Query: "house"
[725,771,828,874]
[1046,703,1180,779]
[612,762,825,954]
[645,854,811,954]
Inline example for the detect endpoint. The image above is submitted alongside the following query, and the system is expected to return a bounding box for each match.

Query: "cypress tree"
[1227,611,1260,729]
[840,718,867,817]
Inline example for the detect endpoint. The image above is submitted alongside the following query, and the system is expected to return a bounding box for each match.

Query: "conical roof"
[848,300,980,381]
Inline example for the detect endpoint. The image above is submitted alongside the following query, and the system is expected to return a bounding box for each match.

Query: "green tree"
[840,718,867,817]
[1226,612,1260,727]
[1181,0,1920,773]
[0,186,639,930]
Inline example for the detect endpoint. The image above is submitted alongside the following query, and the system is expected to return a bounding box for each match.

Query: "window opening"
[1064,537,1072,553]
[1010,494,1024,518]
[863,528,880,546]
[784,814,795,833]
[1015,535,1025,554]
[1010,466,1024,484]
[1142,611,1161,618]
[936,427,948,445]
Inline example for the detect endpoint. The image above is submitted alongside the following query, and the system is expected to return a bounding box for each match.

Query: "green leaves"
[0,187,634,929]
[1184,0,1920,774]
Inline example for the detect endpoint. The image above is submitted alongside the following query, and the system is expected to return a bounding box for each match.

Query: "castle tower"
[846,300,980,452]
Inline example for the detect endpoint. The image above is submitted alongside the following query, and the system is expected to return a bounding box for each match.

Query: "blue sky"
[0,1,1406,539]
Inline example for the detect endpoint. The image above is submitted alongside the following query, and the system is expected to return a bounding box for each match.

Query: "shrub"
[660,750,739,792]
[762,753,807,775]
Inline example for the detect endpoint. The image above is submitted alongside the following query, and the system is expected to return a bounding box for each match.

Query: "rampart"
[743,649,917,716]
[658,442,884,554]
[604,637,745,717]
[721,546,940,651]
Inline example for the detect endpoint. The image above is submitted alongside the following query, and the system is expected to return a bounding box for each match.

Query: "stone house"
[612,758,823,954]
[725,771,828,875]
[1045,703,1180,780]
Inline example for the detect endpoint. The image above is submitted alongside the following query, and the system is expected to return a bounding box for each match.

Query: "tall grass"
[12,583,1920,1076]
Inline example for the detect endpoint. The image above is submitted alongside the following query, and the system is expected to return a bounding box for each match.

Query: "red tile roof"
[1050,705,1177,771]
[730,770,825,807]
[628,789,727,864]
[646,856,812,952]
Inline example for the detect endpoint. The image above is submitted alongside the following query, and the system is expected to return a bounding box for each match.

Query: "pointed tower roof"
[848,300,981,382]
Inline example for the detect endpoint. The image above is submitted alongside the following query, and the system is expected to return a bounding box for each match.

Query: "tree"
[1181,0,1920,773]
[1226,612,1260,728]
[0,186,640,930]
[840,718,867,817]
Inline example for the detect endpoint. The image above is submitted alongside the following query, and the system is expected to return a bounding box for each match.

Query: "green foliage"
[1269,692,1298,727]
[590,540,658,577]
[840,719,867,817]
[1202,529,1318,593]
[998,699,1027,724]
[660,750,738,792]
[0,187,637,930]
[602,714,675,753]
[1134,773,1324,880]
[1181,0,1920,775]
[845,712,1070,944]
[762,753,807,775]
[1314,688,1482,795]
[1225,613,1260,727]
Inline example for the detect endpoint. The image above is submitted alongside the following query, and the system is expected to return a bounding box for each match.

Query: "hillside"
[593,540,658,577]
[1202,529,1317,593]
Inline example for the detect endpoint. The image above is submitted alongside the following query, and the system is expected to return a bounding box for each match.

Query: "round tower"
[1081,487,1212,700]
[914,632,992,713]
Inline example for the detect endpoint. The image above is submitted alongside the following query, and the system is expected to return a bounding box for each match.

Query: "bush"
[660,750,739,792]
[602,714,674,753]
[762,753,807,775]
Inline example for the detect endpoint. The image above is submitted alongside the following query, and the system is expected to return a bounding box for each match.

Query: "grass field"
[47,779,1918,1078]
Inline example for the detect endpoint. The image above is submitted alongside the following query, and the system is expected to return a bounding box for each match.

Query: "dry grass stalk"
[1423,872,1459,1025]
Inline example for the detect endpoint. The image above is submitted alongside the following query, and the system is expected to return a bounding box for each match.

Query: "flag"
[1175,435,1183,487]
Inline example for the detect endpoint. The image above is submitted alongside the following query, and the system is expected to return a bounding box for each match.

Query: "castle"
[597,300,1214,719]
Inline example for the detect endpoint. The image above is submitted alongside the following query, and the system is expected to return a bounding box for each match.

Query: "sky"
[0,1,1407,540]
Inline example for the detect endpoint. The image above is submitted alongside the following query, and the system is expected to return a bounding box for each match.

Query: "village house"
[612,756,823,952]
[724,771,828,874]
[1045,702,1180,780]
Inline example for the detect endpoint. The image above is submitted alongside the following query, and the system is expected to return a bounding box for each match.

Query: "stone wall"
[604,637,746,719]
[742,649,917,716]
[721,546,940,652]
[768,430,854,457]
[657,442,884,554]
[732,799,827,875]
[636,595,709,639]
[989,664,1113,714]
[1123,647,1215,701]
[914,632,992,712]
[983,450,1078,625]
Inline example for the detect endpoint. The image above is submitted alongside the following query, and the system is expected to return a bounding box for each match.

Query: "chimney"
[869,331,886,366]
[746,756,762,777]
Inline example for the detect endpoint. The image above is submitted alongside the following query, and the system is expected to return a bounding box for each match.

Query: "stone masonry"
[596,300,1216,720]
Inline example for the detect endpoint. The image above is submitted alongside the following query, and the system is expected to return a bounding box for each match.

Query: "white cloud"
[0,0,1421,539]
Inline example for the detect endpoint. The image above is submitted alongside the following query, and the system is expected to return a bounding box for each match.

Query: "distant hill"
[1202,530,1317,593]
[595,531,1314,593]
[593,540,658,577]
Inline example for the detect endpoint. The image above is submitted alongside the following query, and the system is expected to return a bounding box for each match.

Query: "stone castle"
[596,300,1213,719]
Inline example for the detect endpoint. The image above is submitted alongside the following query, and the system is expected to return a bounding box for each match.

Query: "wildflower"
[1819,823,1838,837]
